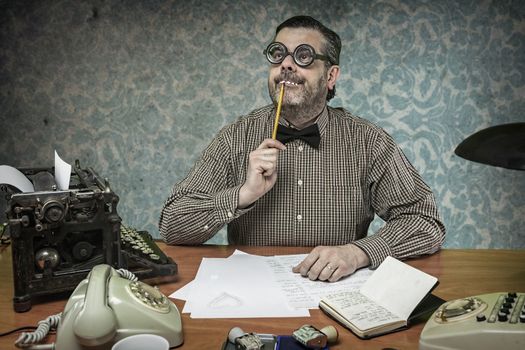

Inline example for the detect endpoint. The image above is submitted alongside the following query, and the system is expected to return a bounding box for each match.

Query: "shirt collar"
[279,106,329,135]
[315,106,329,137]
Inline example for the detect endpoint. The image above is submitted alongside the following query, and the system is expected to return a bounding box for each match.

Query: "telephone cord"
[15,313,61,349]
[117,268,138,281]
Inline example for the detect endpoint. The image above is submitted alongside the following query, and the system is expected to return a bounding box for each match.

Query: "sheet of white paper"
[231,249,249,256]
[171,252,252,306]
[184,254,308,318]
[169,280,195,301]
[169,249,250,301]
[176,251,373,318]
[54,150,71,190]
[0,165,34,192]
[269,254,373,309]
[360,256,438,319]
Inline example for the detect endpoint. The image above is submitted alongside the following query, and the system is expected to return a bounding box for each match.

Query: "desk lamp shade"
[454,123,525,171]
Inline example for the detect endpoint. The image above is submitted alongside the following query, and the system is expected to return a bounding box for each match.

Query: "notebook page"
[360,256,437,319]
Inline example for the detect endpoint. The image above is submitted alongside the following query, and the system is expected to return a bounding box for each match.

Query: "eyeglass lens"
[266,42,317,67]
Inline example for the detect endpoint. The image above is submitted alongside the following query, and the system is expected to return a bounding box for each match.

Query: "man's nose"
[280,53,296,71]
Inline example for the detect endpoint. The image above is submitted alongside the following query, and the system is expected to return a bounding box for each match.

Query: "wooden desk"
[1,245,524,350]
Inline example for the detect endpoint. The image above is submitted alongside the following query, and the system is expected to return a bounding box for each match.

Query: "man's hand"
[292,244,370,282]
[238,138,286,209]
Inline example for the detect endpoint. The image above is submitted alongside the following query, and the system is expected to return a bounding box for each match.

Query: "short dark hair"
[275,16,341,101]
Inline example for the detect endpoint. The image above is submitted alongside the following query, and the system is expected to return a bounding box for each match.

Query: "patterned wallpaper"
[0,0,524,248]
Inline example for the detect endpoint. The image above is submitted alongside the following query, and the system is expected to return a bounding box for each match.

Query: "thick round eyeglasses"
[263,42,332,67]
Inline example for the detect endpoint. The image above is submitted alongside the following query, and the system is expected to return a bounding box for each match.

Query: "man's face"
[267,27,332,111]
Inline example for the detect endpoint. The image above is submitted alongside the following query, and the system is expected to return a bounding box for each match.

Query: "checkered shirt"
[159,105,445,268]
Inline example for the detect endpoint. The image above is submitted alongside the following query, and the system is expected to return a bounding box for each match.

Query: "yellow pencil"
[271,82,285,139]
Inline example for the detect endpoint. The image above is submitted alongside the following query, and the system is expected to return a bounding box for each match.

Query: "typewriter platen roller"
[3,160,177,312]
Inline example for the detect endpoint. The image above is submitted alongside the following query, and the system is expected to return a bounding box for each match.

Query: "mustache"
[274,72,304,85]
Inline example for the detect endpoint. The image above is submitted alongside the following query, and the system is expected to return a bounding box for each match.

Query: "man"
[160,16,445,282]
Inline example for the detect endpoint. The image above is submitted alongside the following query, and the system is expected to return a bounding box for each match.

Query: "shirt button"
[298,146,304,152]
[227,211,233,218]
[296,214,303,221]
[297,179,303,186]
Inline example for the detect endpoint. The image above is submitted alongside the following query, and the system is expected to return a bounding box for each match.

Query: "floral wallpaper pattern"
[1,0,524,248]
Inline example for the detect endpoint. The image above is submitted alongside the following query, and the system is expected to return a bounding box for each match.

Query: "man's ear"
[327,65,340,90]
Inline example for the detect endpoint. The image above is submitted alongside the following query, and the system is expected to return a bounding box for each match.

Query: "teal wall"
[1,0,524,248]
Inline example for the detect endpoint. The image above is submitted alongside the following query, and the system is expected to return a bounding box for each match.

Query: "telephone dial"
[419,292,525,350]
[16,264,183,349]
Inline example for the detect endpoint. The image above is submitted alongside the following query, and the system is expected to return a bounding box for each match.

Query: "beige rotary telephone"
[17,264,183,349]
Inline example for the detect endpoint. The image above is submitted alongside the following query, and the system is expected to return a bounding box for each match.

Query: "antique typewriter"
[2,160,177,312]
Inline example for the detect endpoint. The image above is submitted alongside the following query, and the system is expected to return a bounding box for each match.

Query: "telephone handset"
[54,264,183,350]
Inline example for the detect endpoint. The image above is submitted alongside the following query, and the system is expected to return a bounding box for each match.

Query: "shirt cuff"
[213,185,253,223]
[352,235,393,269]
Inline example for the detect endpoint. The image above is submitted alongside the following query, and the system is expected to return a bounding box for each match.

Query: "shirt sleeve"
[159,129,252,245]
[351,129,446,268]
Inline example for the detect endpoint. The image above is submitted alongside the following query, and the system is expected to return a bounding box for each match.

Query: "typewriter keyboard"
[120,225,171,264]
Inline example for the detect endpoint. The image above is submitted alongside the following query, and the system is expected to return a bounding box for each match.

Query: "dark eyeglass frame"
[263,41,332,67]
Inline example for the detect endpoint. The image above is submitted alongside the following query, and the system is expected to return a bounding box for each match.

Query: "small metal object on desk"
[292,324,338,349]
[228,327,264,350]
